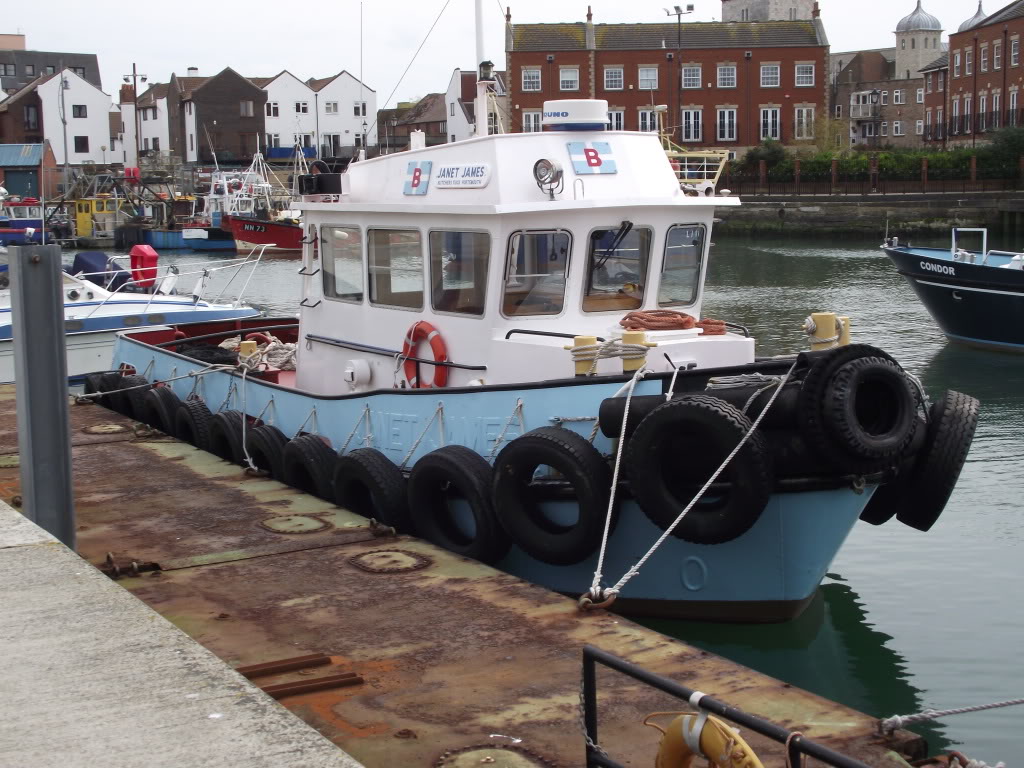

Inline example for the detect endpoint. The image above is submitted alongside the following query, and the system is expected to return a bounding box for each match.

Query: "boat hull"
[108,329,879,622]
[227,216,302,253]
[884,246,1024,351]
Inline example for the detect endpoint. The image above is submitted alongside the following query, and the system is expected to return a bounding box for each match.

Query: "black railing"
[582,645,872,768]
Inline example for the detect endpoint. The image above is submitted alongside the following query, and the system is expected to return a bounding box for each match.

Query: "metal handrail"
[581,645,871,768]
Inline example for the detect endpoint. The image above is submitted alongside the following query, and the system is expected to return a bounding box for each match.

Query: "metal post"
[9,244,75,547]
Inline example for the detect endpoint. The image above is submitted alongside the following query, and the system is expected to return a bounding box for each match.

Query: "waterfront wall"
[715,192,1024,236]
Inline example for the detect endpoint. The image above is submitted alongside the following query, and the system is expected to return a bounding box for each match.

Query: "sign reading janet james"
[434,163,491,189]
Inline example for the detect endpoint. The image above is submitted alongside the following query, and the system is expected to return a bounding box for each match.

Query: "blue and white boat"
[0,245,264,383]
[883,228,1024,351]
[92,97,979,622]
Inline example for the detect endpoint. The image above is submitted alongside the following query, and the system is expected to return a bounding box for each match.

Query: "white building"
[307,71,377,157]
[34,68,115,166]
[137,83,170,157]
[444,68,510,143]
[250,71,317,155]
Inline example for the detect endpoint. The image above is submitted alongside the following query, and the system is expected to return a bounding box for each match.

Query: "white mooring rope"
[571,340,650,376]
[801,315,844,345]
[881,698,1024,733]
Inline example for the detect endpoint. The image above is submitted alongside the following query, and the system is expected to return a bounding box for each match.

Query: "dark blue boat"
[882,228,1024,352]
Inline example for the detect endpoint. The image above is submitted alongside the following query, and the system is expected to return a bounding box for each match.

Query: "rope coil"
[620,309,727,335]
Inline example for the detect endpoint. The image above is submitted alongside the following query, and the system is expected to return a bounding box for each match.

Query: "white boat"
[0,245,265,383]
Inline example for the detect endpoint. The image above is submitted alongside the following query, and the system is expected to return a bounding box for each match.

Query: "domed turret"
[958,1,987,31]
[896,0,942,32]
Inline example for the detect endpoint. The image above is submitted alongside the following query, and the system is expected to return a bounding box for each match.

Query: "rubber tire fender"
[822,356,919,463]
[282,434,337,500]
[625,394,773,545]
[333,448,410,531]
[408,445,509,565]
[141,387,182,435]
[84,372,121,409]
[797,344,899,471]
[109,374,151,420]
[245,424,289,480]
[492,426,612,566]
[174,398,214,451]
[208,410,247,464]
[894,390,980,532]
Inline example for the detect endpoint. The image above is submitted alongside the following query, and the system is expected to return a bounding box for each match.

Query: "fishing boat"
[0,196,46,245]
[88,95,979,622]
[0,244,265,383]
[222,148,310,254]
[883,228,1024,351]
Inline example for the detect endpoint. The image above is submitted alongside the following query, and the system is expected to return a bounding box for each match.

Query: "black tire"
[894,390,980,532]
[408,445,509,565]
[208,410,247,464]
[84,372,121,409]
[245,424,289,480]
[492,427,611,566]
[858,413,928,525]
[821,356,919,463]
[141,387,182,435]
[282,434,337,500]
[108,374,150,419]
[625,394,773,544]
[798,344,899,471]
[175,398,214,450]
[333,448,410,530]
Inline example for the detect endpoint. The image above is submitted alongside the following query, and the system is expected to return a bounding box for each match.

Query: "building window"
[995,42,1002,70]
[926,72,933,93]
[265,133,280,148]
[893,120,904,136]
[937,107,943,133]
[681,109,702,141]
[0,64,14,76]
[835,104,842,118]
[939,71,945,91]
[143,137,151,150]
[916,88,924,104]
[954,52,961,77]
[760,107,780,139]
[354,135,363,147]
[325,101,338,114]
[187,102,193,115]
[295,101,308,113]
[638,109,659,132]
[966,48,973,75]
[717,108,737,141]
[189,134,194,151]
[604,67,624,90]
[926,108,932,129]
[1011,90,1019,125]
[522,68,541,91]
[438,121,447,134]
[265,101,278,117]
[322,226,363,303]
[639,67,659,90]
[73,136,89,153]
[681,66,701,89]
[794,107,814,139]
[503,230,571,317]
[952,98,960,133]
[72,104,87,118]
[23,105,38,130]
[795,64,814,86]
[522,110,541,132]
[240,100,254,117]
[560,67,579,91]
[901,39,906,50]
[979,95,987,131]
[893,89,904,105]
[882,90,889,105]
[993,93,1001,129]
[488,111,497,134]
[607,110,624,130]
[353,101,366,117]
[24,64,34,76]
[429,231,490,316]
[964,96,973,132]
[717,65,736,88]
[915,119,924,136]
[142,109,149,121]
[660,225,704,307]
[981,47,989,72]
[152,137,160,151]
[45,65,55,75]
[71,66,85,77]
[865,122,876,137]
[760,65,780,87]
[368,229,423,309]
[1013,39,1021,67]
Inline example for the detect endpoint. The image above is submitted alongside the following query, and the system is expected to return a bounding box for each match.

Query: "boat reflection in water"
[643,575,949,752]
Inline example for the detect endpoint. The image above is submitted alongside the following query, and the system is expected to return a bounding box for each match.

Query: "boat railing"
[77,245,269,317]
[951,227,988,263]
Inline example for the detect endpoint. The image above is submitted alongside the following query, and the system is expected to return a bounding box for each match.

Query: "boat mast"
[474,0,488,138]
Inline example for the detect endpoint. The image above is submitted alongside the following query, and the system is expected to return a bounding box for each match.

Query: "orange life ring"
[402,321,448,388]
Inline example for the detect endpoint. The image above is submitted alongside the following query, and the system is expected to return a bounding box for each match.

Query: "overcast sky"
[12,0,994,107]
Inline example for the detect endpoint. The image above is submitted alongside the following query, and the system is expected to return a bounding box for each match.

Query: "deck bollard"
[620,330,656,373]
[566,335,599,376]
[838,316,851,346]
[809,311,838,351]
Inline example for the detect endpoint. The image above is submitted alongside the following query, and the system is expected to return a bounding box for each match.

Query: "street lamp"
[663,5,695,145]
[362,120,368,154]
[101,145,107,166]
[122,63,148,167]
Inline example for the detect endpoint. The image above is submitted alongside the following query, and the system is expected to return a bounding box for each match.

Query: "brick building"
[504,5,830,155]
[831,1,943,148]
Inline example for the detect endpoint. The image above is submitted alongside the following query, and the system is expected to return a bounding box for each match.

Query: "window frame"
[794,107,814,140]
[681,66,701,89]
[604,66,624,90]
[325,101,339,114]
[916,88,924,104]
[500,229,574,319]
[794,64,814,87]
[366,228,425,311]
[522,110,542,132]
[428,229,492,318]
[680,108,702,142]
[717,65,737,88]
[522,68,541,91]
[581,224,654,314]
[239,99,254,117]
[607,110,624,130]
[321,225,365,304]
[265,101,279,117]
[760,64,780,88]
[717,108,737,141]
[71,104,87,118]
[658,224,706,309]
[73,135,89,153]
[559,67,580,91]
[295,101,308,114]
[638,109,659,132]
[638,66,659,90]
[759,107,780,140]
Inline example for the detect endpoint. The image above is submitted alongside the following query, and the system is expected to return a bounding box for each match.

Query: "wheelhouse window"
[321,226,363,303]
[368,229,423,310]
[660,225,704,307]
[429,231,490,316]
[502,230,571,316]
[583,224,651,313]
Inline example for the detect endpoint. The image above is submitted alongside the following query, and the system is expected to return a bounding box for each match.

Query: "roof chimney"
[119,84,136,104]
[587,5,593,21]
[505,6,514,52]
[187,66,199,77]
[812,1,820,18]
[585,6,595,49]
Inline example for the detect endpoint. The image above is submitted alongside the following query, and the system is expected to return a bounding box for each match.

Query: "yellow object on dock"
[621,330,656,373]
[807,312,851,351]
[567,335,599,375]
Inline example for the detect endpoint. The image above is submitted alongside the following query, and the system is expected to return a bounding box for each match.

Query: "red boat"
[225,215,302,254]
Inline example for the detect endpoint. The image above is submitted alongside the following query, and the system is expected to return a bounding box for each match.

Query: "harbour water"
[89,235,1021,761]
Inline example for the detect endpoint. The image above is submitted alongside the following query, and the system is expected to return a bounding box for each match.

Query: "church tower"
[721,0,816,22]
[894,0,944,81]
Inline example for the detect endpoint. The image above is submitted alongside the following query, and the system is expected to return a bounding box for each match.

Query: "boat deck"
[0,385,927,767]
